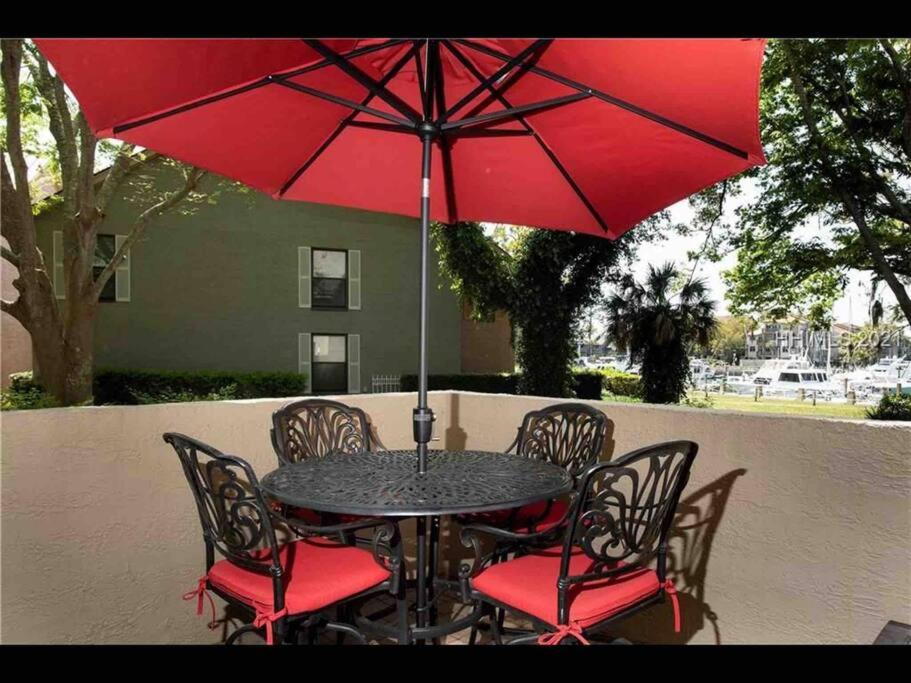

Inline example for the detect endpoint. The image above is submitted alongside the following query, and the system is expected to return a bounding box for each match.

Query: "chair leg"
[489,605,503,645]
[336,605,347,645]
[225,623,259,645]
[396,591,411,645]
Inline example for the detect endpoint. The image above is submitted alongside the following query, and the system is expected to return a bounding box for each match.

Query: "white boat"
[746,356,841,398]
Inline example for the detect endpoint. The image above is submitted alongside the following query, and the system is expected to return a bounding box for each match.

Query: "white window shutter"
[298,246,311,308]
[348,249,361,310]
[53,230,65,300]
[347,334,361,394]
[298,333,312,393]
[114,234,131,302]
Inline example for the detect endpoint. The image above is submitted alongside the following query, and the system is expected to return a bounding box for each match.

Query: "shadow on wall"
[604,468,747,644]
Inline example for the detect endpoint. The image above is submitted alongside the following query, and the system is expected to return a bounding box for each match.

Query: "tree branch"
[1,244,21,268]
[25,42,79,214]
[95,144,139,213]
[92,167,207,298]
[878,39,911,162]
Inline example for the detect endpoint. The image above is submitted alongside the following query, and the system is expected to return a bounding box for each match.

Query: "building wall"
[2,392,908,644]
[459,305,514,374]
[34,160,466,389]
[1,238,32,388]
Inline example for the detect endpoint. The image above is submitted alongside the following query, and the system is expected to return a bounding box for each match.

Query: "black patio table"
[260,449,573,644]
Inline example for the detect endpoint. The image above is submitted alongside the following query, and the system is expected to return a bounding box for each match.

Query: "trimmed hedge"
[400,371,604,399]
[400,373,519,395]
[93,368,309,405]
[573,371,604,400]
[600,369,642,398]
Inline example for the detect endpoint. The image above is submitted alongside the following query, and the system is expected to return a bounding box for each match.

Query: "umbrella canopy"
[35,38,765,239]
[34,38,766,472]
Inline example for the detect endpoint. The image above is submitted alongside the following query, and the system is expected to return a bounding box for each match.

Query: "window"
[779,373,800,383]
[94,234,116,302]
[312,334,347,393]
[312,249,347,309]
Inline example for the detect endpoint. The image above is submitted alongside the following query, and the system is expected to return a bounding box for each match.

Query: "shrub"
[93,369,309,405]
[1,371,59,411]
[573,371,604,400]
[400,373,519,395]
[866,392,911,421]
[400,371,606,400]
[599,368,642,398]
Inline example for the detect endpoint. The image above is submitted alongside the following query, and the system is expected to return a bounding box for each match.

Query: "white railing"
[371,374,401,393]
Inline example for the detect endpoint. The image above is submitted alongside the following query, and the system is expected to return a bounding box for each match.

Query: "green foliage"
[572,371,604,400]
[400,374,519,395]
[400,370,606,399]
[708,315,754,363]
[605,263,717,404]
[598,368,643,398]
[840,323,911,366]
[93,369,309,405]
[866,392,911,421]
[682,393,716,409]
[688,39,911,327]
[0,372,59,411]
[433,216,678,399]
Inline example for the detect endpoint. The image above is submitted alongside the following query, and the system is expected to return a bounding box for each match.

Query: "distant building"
[745,321,863,365]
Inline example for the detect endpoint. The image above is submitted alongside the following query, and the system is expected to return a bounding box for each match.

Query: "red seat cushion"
[207,537,390,615]
[472,545,660,628]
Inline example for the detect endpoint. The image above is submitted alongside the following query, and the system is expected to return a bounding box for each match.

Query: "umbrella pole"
[414,129,435,475]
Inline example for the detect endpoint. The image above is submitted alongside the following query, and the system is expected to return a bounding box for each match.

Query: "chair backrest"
[560,440,698,588]
[512,402,609,481]
[163,432,282,578]
[270,398,374,466]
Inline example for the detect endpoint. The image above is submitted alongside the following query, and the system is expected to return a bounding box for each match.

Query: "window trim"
[311,247,348,310]
[94,233,117,303]
[310,332,348,395]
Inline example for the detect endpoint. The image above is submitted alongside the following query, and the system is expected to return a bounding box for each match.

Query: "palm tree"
[605,263,717,404]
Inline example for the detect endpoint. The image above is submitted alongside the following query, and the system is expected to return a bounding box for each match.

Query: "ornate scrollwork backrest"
[515,403,608,481]
[271,399,373,466]
[163,433,280,575]
[565,441,698,583]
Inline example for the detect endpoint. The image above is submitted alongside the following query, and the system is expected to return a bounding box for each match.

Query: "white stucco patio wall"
[1,391,908,644]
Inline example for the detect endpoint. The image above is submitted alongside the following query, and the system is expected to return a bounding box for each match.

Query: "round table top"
[259,449,573,517]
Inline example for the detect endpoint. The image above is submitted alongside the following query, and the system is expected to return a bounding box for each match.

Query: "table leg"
[415,515,427,644]
[428,515,441,642]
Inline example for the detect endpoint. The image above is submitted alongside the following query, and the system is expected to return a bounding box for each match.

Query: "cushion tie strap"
[182,576,218,630]
[537,622,590,646]
[253,605,289,645]
[664,579,681,633]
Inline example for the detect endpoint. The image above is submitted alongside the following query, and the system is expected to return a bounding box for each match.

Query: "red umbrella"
[34,38,766,471]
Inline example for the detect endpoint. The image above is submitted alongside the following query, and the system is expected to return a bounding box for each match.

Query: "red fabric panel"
[207,537,389,615]
[472,545,660,628]
[34,38,765,239]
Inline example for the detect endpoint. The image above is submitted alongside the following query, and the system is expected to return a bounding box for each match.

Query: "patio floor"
[234,591,627,645]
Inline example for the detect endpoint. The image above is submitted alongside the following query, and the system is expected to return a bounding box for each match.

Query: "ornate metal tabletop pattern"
[260,449,573,517]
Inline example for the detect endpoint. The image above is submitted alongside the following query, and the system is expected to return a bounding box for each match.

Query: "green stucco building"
[32,156,511,394]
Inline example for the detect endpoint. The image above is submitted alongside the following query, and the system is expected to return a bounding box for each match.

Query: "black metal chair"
[459,440,698,645]
[270,398,386,466]
[270,398,387,528]
[163,432,407,645]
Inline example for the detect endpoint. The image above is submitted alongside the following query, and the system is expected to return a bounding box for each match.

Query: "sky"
[627,188,895,328]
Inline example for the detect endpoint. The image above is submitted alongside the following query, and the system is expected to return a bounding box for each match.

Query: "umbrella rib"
[277,43,419,197]
[454,38,751,160]
[111,40,405,135]
[303,39,422,124]
[431,41,458,222]
[439,92,591,132]
[442,40,611,235]
[437,39,552,125]
[270,77,415,128]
